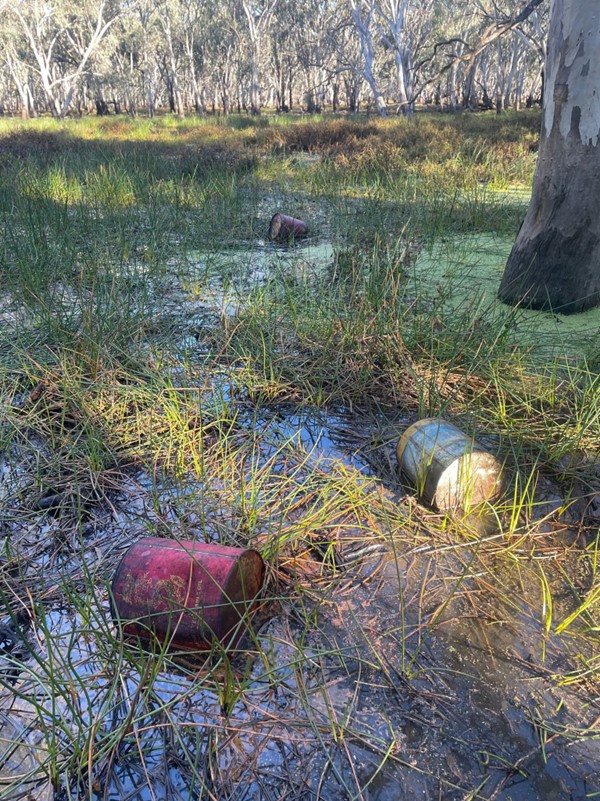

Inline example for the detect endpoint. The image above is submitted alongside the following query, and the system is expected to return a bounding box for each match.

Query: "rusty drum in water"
[268,213,308,242]
[111,537,265,650]
[396,418,505,512]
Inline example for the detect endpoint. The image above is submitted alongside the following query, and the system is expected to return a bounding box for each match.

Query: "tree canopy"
[0,0,548,117]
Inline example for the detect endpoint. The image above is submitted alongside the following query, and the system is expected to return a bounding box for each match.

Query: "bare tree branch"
[464,0,547,68]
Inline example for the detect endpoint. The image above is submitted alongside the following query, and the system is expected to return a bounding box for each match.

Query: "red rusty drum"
[111,537,265,650]
[268,213,308,241]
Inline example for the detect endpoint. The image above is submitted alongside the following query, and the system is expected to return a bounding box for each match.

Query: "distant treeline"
[0,0,548,119]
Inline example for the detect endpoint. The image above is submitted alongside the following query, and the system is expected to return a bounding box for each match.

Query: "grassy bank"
[0,111,599,801]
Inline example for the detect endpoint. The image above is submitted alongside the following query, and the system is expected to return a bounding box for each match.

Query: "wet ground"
[415,233,600,363]
[1,410,599,800]
[1,236,599,801]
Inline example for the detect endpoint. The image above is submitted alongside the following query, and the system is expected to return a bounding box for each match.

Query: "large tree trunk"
[499,0,600,314]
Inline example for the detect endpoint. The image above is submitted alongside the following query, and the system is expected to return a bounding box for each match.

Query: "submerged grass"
[0,111,599,800]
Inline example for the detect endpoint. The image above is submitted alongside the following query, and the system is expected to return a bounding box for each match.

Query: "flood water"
[1,403,598,801]
[1,237,599,801]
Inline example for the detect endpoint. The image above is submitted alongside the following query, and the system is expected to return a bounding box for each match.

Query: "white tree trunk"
[379,0,412,114]
[11,1,121,118]
[499,0,600,312]
[5,50,31,118]
[158,2,183,115]
[240,0,278,114]
[350,2,388,116]
[140,9,156,117]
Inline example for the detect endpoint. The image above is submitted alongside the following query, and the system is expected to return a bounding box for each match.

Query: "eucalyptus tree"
[0,0,553,116]
[270,0,297,111]
[154,0,184,115]
[459,0,547,107]
[323,2,364,112]
[268,0,298,110]
[349,0,388,114]
[495,32,524,110]
[349,0,444,115]
[176,0,207,113]
[499,0,600,312]
[461,0,546,71]
[109,13,144,114]
[7,0,124,117]
[82,16,126,114]
[493,15,546,111]
[477,0,548,110]
[203,0,239,114]
[372,0,436,113]
[423,0,547,109]
[135,0,161,115]
[274,0,341,112]
[238,0,279,114]
[133,0,209,114]
[0,15,36,117]
[521,3,548,103]
[335,16,365,111]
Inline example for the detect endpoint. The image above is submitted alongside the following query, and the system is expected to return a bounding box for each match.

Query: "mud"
[0,235,599,801]
[0,400,598,800]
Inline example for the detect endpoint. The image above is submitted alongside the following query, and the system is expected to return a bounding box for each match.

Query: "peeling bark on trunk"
[499,0,600,313]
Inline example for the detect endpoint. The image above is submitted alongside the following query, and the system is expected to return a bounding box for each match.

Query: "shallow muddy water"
[326,552,600,801]
[413,233,600,363]
[1,234,599,801]
[1,400,598,801]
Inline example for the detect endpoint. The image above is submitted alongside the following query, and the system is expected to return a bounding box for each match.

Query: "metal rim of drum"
[268,213,283,240]
[430,450,505,510]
